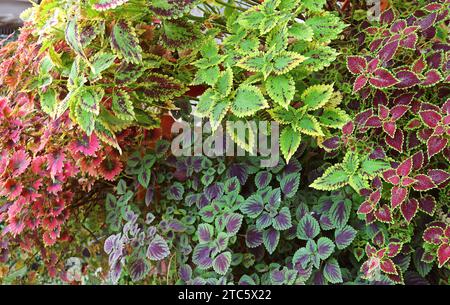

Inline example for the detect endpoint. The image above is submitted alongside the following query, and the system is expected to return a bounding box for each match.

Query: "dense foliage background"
[0,0,448,285]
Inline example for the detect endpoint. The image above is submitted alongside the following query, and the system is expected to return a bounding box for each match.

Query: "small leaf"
[301,84,333,111]
[110,20,142,64]
[335,225,357,250]
[317,237,335,260]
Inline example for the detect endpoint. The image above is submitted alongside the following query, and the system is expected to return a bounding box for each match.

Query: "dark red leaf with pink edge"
[357,201,374,215]
[347,56,367,74]
[372,231,385,247]
[427,136,447,158]
[380,258,398,275]
[419,110,442,128]
[395,70,420,88]
[400,33,418,49]
[422,69,442,86]
[412,57,427,74]
[437,244,450,268]
[396,158,412,177]
[390,20,406,33]
[367,58,379,73]
[416,12,437,30]
[385,129,404,153]
[424,3,443,11]
[413,175,436,191]
[418,195,436,215]
[365,116,382,128]
[391,186,408,209]
[401,177,416,187]
[428,169,450,186]
[380,9,395,25]
[386,266,404,284]
[382,169,399,184]
[375,205,392,223]
[369,68,398,88]
[412,151,424,170]
[342,121,354,135]
[378,40,399,63]
[422,226,444,244]
[353,75,368,93]
[386,242,402,258]
[400,198,418,223]
[365,243,376,257]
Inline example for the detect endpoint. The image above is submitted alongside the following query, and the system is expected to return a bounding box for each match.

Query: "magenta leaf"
[395,70,420,88]
[374,205,393,223]
[413,174,436,191]
[422,69,442,86]
[380,258,398,275]
[427,136,447,158]
[385,129,404,153]
[428,169,450,186]
[369,68,398,88]
[347,56,367,74]
[391,186,408,209]
[420,110,442,128]
[400,33,418,49]
[422,226,444,244]
[437,244,450,268]
[378,40,399,63]
[418,195,436,215]
[353,75,368,93]
[400,198,418,223]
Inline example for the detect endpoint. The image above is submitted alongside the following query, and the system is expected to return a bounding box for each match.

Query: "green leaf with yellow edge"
[196,89,217,118]
[310,165,349,191]
[216,67,233,98]
[40,88,57,118]
[193,65,220,86]
[272,51,306,75]
[319,108,350,129]
[110,20,142,64]
[265,74,295,108]
[280,126,301,163]
[348,174,370,193]
[112,90,135,121]
[237,52,266,73]
[288,23,314,41]
[267,106,300,125]
[209,99,230,132]
[226,120,257,154]
[295,114,324,136]
[231,85,268,118]
[75,104,96,136]
[342,151,360,175]
[360,159,391,179]
[301,84,333,111]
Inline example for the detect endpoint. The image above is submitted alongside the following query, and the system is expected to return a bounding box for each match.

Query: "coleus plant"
[191,0,349,162]
[313,2,450,277]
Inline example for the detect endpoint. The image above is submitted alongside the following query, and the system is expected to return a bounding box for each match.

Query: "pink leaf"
[395,70,420,88]
[369,68,398,88]
[342,121,354,135]
[367,58,379,73]
[422,69,442,86]
[422,226,444,245]
[428,169,450,186]
[400,198,418,223]
[427,136,447,158]
[396,158,412,177]
[413,174,436,191]
[418,195,436,215]
[375,205,392,223]
[353,75,368,93]
[378,40,399,63]
[391,186,408,209]
[385,129,404,153]
[419,110,442,128]
[412,151,424,170]
[390,20,406,33]
[386,242,402,258]
[437,244,450,268]
[380,258,398,275]
[365,116,382,128]
[347,56,367,74]
[400,33,418,49]
[358,201,375,215]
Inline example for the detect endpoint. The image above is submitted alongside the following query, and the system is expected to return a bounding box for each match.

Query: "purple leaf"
[353,75,368,93]
[422,69,442,86]
[378,40,399,63]
[256,212,273,230]
[179,264,192,282]
[255,171,272,189]
[347,56,367,74]
[147,235,170,261]
[395,71,420,88]
[192,244,213,269]
[386,129,404,153]
[240,194,264,218]
[129,258,149,282]
[245,226,263,248]
[323,258,343,284]
[145,187,154,207]
[427,136,447,158]
[225,213,243,236]
[197,223,214,243]
[317,237,335,260]
[263,227,280,254]
[297,214,320,240]
[335,225,357,250]
[205,183,224,201]
[329,199,351,229]
[213,251,231,275]
[273,207,292,231]
[227,163,249,185]
[280,173,300,198]
[369,68,398,88]
[167,182,184,201]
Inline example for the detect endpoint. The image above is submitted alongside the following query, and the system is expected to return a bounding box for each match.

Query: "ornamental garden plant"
[0,0,448,285]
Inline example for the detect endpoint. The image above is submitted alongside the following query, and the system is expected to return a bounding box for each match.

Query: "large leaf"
[329,199,351,229]
[110,20,142,64]
[297,214,320,240]
[310,165,349,191]
[265,74,295,108]
[280,126,301,163]
[301,84,333,110]
[231,85,268,117]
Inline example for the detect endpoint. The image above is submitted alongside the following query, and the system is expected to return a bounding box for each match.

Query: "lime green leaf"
[196,89,217,117]
[110,20,142,64]
[90,52,116,79]
[226,120,257,154]
[348,174,370,193]
[360,159,391,179]
[237,52,266,73]
[112,90,135,121]
[288,23,314,41]
[295,114,323,136]
[75,105,96,136]
[342,151,360,175]
[216,67,233,97]
[301,84,333,111]
[265,74,295,108]
[79,88,101,115]
[40,89,57,118]
[319,108,350,128]
[303,0,326,12]
[310,165,349,191]
[231,85,268,117]
[193,65,220,86]
[272,51,306,75]
[280,126,301,163]
[267,106,299,124]
[237,8,265,30]
[209,100,230,132]
[305,13,347,44]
